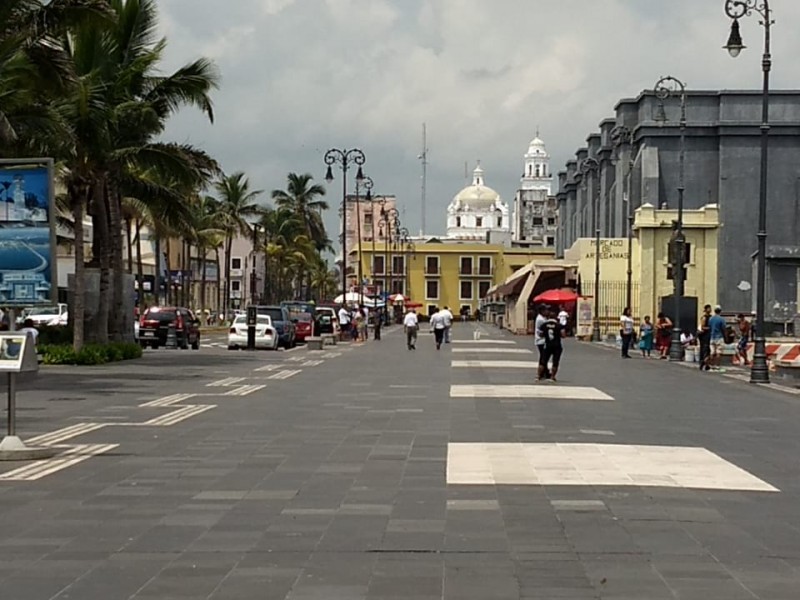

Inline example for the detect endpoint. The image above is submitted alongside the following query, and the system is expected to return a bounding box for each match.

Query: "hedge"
[39,342,143,365]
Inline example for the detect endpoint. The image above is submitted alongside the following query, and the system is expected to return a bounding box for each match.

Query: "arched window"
[535,165,540,178]
[456,216,461,227]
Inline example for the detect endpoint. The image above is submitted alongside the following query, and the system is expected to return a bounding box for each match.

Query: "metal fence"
[580,281,641,337]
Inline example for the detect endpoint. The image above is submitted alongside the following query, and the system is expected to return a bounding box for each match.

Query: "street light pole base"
[0,435,57,461]
[669,328,683,361]
[750,337,770,383]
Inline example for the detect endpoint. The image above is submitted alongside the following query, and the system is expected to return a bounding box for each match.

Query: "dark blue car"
[255,305,296,349]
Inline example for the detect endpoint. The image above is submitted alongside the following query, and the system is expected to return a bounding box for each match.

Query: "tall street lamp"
[380,206,400,297]
[356,176,374,307]
[360,176,375,284]
[324,148,365,304]
[723,0,773,383]
[654,75,688,362]
[580,156,602,342]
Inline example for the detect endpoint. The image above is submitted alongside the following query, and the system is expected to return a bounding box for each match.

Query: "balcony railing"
[424,265,440,275]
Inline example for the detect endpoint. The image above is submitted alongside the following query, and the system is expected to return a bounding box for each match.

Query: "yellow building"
[563,203,720,336]
[353,241,555,317]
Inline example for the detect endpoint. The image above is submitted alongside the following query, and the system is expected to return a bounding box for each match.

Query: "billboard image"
[0,160,55,306]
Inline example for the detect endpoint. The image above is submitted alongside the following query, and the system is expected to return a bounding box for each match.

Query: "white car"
[228,314,279,350]
[22,303,68,327]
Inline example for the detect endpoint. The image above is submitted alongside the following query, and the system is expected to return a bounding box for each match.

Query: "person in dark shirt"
[538,308,565,382]
[697,304,712,371]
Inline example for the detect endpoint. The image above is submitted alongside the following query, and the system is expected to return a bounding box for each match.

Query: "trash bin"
[496,315,503,329]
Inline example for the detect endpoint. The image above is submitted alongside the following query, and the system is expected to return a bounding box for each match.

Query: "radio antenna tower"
[417,123,428,237]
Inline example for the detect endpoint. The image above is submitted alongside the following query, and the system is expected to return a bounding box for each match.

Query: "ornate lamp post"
[324,148,365,303]
[580,156,602,342]
[380,206,400,297]
[654,75,688,362]
[723,0,772,383]
[359,176,375,285]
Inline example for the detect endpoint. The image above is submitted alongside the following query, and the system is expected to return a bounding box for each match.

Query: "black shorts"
[540,345,563,368]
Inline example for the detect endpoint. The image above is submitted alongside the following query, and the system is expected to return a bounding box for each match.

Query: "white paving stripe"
[26,423,107,446]
[451,348,532,354]
[254,364,281,372]
[451,360,535,368]
[0,444,119,481]
[447,443,779,492]
[225,384,266,396]
[207,377,246,387]
[299,360,324,367]
[450,385,614,401]
[141,405,216,426]
[450,340,516,345]
[139,393,197,407]
[267,370,301,380]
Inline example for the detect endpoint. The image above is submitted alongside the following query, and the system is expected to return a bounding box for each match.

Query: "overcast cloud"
[156,0,800,240]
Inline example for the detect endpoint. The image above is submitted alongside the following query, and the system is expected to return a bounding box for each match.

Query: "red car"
[292,312,314,342]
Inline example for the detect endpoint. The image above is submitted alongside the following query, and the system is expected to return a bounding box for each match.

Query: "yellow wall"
[636,203,719,322]
[355,242,555,316]
[565,238,640,282]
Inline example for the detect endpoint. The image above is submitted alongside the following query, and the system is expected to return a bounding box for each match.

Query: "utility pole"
[418,123,428,237]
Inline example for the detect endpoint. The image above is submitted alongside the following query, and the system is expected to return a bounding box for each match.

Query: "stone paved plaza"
[2,323,800,599]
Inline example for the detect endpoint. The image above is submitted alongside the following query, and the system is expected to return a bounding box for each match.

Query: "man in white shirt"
[557,308,569,334]
[403,309,418,350]
[429,308,447,350]
[440,306,454,343]
[534,305,550,378]
[338,305,350,340]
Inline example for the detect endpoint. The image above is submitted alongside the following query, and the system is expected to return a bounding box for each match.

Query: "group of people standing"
[402,306,454,350]
[619,304,751,370]
[338,305,374,342]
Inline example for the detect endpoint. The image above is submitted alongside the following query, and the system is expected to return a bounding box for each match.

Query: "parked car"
[293,312,314,342]
[255,305,296,349]
[315,306,339,336]
[138,306,201,349]
[21,303,68,327]
[228,314,278,350]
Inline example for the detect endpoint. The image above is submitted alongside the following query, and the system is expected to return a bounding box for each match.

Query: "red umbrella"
[534,289,578,304]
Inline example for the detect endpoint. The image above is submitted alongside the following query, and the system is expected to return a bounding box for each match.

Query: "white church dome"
[450,164,503,211]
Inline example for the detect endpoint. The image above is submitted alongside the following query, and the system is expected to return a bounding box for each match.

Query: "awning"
[494,262,536,297]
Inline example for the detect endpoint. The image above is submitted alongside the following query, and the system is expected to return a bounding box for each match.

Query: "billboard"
[0,159,56,306]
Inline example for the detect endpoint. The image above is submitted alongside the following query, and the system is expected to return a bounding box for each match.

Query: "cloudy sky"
[157,0,800,241]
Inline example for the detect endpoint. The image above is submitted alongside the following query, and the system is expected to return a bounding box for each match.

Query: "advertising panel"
[0,159,56,306]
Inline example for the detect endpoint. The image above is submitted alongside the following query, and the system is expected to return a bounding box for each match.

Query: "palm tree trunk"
[93,177,110,344]
[200,245,207,323]
[154,234,162,305]
[70,184,87,352]
[135,219,144,305]
[108,181,126,341]
[165,238,172,305]
[214,247,221,322]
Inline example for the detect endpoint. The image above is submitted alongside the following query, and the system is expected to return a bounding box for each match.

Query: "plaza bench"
[306,337,324,351]
[321,334,336,346]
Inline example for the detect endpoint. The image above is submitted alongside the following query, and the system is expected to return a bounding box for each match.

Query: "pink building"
[341,194,396,284]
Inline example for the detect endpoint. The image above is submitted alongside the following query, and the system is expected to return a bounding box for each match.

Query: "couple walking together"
[403,306,453,350]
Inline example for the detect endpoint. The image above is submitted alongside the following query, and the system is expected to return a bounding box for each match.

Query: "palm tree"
[185,195,223,319]
[214,172,262,320]
[271,173,328,250]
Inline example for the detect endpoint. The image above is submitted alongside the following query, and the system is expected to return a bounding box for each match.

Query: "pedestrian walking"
[537,307,565,382]
[639,315,654,358]
[441,305,454,343]
[373,308,382,341]
[708,306,727,371]
[619,307,634,358]
[655,312,673,359]
[403,308,418,350]
[534,304,551,377]
[697,304,712,371]
[430,307,446,350]
[736,313,751,366]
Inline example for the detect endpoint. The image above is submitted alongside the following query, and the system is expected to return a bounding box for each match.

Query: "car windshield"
[27,306,58,316]
[296,312,313,322]
[257,308,284,322]
[234,315,272,326]
[145,310,176,322]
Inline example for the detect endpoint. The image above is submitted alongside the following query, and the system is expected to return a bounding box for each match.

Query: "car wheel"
[227,345,236,351]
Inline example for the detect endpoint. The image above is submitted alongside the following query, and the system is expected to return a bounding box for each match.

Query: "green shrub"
[37,326,73,346]
[40,342,142,365]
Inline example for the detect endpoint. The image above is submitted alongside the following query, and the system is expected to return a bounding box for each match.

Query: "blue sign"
[0,162,55,305]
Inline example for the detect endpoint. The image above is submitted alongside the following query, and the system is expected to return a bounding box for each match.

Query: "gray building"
[556,90,800,323]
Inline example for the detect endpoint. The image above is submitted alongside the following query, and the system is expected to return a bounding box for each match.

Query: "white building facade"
[446,164,511,241]
[513,135,558,247]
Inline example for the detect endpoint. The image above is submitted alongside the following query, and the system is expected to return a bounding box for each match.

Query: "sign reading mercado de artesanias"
[0,159,56,306]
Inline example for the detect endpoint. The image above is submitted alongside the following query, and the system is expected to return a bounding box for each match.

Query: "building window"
[478,256,492,275]
[425,256,439,274]
[533,217,543,226]
[459,280,473,300]
[391,280,405,295]
[456,216,462,227]
[231,280,241,291]
[425,280,439,300]
[547,217,556,225]
[231,257,242,270]
[478,280,491,298]
[476,217,483,228]
[460,256,473,275]
[546,236,555,246]
[373,255,385,274]
[427,304,438,317]
[392,256,404,274]
[374,278,385,291]
[364,213,373,225]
